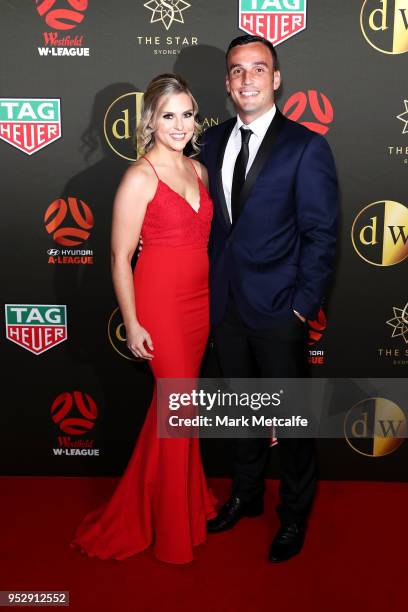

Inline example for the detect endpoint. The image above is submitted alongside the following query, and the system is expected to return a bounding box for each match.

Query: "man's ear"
[225,73,231,95]
[273,70,281,92]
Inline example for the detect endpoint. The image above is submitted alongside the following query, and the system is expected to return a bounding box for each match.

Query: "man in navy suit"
[200,35,338,563]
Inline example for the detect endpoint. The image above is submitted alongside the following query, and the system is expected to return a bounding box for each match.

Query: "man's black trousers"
[212,293,317,525]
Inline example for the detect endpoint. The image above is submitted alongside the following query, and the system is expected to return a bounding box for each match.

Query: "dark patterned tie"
[231,126,253,224]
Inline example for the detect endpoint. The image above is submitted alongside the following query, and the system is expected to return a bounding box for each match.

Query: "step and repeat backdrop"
[1,1,408,479]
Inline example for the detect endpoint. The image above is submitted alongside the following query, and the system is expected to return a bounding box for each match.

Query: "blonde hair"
[136,73,201,157]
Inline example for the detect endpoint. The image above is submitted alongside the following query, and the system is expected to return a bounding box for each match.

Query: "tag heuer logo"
[0,98,62,155]
[239,0,307,46]
[5,304,67,355]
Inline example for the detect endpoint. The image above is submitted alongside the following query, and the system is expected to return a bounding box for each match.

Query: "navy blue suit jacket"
[200,108,338,329]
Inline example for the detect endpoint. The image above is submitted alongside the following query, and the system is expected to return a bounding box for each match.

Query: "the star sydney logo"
[144,0,191,30]
[386,302,408,344]
[397,100,408,134]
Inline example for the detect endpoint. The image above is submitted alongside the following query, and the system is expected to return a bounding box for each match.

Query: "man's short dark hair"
[226,35,279,71]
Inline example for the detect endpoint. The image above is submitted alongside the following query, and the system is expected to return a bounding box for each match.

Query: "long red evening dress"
[70,156,216,564]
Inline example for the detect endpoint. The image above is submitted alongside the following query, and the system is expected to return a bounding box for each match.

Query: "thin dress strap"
[142,156,159,180]
[187,157,199,178]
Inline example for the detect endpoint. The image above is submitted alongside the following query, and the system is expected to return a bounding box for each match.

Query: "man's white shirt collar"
[235,104,277,139]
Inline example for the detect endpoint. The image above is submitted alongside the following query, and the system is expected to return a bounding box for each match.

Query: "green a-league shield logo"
[0,99,61,155]
[5,305,67,355]
[239,0,307,46]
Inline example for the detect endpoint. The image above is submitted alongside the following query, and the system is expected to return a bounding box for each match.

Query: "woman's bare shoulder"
[123,158,155,183]
[119,158,158,198]
[190,158,209,186]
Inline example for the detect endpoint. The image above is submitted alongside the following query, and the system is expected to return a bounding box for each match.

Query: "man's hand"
[293,309,306,323]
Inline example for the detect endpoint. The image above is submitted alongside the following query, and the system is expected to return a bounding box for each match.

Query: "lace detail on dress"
[140,159,213,248]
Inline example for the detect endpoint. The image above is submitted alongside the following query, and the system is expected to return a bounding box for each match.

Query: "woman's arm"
[111,164,156,359]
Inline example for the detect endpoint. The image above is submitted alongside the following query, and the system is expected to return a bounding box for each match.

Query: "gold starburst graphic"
[144,0,191,31]
[386,302,408,343]
[397,100,408,135]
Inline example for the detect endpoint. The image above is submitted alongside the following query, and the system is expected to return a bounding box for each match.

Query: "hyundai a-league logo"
[144,0,191,30]
[239,0,307,46]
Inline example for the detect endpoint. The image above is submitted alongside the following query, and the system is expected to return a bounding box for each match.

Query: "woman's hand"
[126,323,154,360]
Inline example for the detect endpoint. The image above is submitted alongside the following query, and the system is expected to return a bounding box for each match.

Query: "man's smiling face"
[226,41,281,122]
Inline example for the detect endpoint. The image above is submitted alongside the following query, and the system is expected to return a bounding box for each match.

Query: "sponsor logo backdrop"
[1,0,407,480]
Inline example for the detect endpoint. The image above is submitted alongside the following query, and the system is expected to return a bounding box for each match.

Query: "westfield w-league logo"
[51,390,100,456]
[51,391,98,435]
[35,0,90,57]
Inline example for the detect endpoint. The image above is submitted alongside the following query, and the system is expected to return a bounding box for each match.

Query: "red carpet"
[0,477,406,612]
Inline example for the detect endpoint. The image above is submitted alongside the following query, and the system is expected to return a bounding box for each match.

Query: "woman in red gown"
[70,74,216,564]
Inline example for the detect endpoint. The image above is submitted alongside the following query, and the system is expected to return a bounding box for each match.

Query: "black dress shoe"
[207,495,264,533]
[269,522,306,563]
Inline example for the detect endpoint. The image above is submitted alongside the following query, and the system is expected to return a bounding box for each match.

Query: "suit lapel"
[235,108,286,224]
[215,118,235,229]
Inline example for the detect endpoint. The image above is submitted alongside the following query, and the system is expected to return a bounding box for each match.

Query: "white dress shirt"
[221,104,276,222]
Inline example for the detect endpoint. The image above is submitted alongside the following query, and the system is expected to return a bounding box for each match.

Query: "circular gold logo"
[345,397,406,457]
[107,306,137,361]
[103,92,144,161]
[351,200,408,266]
[361,0,408,55]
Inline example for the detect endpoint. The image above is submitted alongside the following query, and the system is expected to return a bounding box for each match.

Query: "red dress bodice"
[140,159,213,249]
